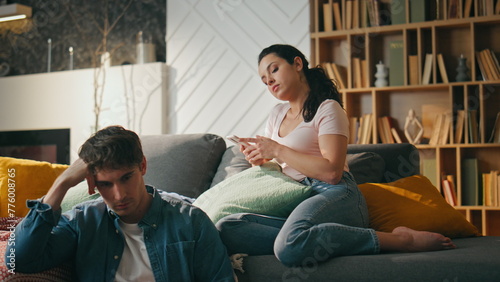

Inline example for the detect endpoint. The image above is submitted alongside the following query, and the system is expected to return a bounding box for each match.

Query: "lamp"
[0,3,32,23]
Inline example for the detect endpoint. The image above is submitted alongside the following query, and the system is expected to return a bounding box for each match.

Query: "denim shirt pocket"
[164,241,196,280]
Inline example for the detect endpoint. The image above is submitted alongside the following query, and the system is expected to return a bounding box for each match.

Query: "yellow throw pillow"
[358,175,480,238]
[0,157,68,217]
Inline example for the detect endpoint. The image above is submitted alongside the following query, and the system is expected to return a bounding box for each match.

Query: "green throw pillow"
[60,181,101,213]
[193,162,312,223]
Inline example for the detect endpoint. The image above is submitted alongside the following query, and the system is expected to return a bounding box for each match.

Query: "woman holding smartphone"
[217,44,455,267]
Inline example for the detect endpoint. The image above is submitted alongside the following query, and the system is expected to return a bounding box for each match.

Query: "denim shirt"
[6,186,235,282]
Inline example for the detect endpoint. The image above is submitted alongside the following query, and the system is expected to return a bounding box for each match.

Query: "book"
[442,176,457,206]
[331,63,348,89]
[421,104,447,140]
[391,0,406,25]
[422,53,433,85]
[437,53,449,83]
[422,158,438,187]
[410,0,427,22]
[476,51,488,81]
[408,55,419,85]
[448,0,459,19]
[454,110,466,144]
[481,49,499,80]
[468,110,479,143]
[346,0,353,30]
[462,158,479,206]
[322,62,336,80]
[437,112,452,145]
[383,116,396,143]
[483,172,492,206]
[352,57,363,88]
[491,170,499,207]
[485,0,494,16]
[488,112,500,143]
[349,117,359,144]
[333,0,343,30]
[391,127,403,143]
[353,0,360,28]
[361,59,369,88]
[389,40,404,86]
[484,49,500,80]
[429,113,444,146]
[323,3,333,31]
[377,117,388,143]
[464,0,473,17]
[358,113,373,144]
[446,174,458,206]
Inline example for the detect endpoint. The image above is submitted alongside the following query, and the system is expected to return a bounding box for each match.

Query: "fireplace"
[0,129,70,164]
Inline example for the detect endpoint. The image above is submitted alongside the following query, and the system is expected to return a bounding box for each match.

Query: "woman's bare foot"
[391,226,456,252]
[377,226,456,253]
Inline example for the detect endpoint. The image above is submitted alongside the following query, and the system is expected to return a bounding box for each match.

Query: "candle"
[47,38,51,72]
[69,46,74,70]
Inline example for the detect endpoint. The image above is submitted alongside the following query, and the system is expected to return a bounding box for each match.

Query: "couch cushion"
[212,148,386,186]
[346,152,385,184]
[0,157,68,217]
[236,236,500,282]
[194,162,311,223]
[211,146,251,187]
[141,134,226,198]
[358,175,480,238]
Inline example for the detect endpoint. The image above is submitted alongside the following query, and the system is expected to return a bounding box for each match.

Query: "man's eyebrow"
[121,171,135,179]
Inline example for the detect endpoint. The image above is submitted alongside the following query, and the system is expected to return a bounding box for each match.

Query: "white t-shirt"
[265,99,349,181]
[115,221,155,282]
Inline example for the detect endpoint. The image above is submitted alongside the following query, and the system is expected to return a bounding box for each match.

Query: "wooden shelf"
[311,0,500,235]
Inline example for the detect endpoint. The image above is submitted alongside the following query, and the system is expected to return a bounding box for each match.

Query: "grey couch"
[5,133,499,281]
[140,133,500,282]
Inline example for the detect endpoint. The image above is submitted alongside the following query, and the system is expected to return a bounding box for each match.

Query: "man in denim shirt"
[5,126,235,281]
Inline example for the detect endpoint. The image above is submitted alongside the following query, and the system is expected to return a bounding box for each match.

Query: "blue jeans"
[216,172,380,267]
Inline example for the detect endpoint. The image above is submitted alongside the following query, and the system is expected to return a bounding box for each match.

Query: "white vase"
[374,61,388,87]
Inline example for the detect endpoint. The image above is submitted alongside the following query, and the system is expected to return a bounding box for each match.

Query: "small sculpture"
[404,109,424,144]
[374,61,388,87]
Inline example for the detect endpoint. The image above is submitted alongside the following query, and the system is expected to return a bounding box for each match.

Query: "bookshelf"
[311,0,500,235]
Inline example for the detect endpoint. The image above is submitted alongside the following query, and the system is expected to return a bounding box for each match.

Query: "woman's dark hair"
[79,125,144,174]
[258,44,343,122]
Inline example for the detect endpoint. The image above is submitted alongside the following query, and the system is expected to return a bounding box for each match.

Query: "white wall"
[0,62,167,160]
[166,0,310,138]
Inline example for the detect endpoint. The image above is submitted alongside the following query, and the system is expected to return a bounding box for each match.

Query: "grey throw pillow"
[141,134,226,198]
[210,145,251,187]
[347,152,386,184]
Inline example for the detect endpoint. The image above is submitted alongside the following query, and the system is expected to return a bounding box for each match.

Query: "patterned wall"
[0,0,165,76]
[166,0,310,137]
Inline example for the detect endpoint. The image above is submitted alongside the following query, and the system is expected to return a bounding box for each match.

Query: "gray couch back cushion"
[141,134,226,198]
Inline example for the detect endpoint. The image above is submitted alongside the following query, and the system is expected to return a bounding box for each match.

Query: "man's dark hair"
[78,125,144,174]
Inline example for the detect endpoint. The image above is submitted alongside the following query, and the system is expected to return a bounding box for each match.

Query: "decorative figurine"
[455,54,470,82]
[375,61,388,87]
[404,109,424,144]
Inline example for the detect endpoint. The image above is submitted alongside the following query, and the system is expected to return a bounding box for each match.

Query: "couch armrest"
[347,143,420,183]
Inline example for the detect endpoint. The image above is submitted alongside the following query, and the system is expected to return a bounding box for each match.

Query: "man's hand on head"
[43,158,94,210]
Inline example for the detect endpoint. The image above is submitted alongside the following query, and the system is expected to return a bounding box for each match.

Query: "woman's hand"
[239,136,279,166]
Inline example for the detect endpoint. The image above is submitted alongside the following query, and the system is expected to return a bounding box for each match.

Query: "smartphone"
[226,135,251,147]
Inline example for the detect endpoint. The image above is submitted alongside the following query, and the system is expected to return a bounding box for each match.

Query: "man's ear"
[294,56,304,71]
[140,156,147,175]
